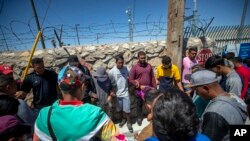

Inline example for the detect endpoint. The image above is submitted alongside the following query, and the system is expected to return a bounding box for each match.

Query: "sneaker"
[137,118,142,126]
[127,123,133,133]
[119,119,127,127]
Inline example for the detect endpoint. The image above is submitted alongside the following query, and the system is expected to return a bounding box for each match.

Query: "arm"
[202,112,229,141]
[106,78,116,104]
[129,66,138,87]
[89,76,97,94]
[156,79,160,86]
[182,58,188,80]
[156,66,160,85]
[17,99,36,125]
[241,71,249,99]
[150,67,157,89]
[227,77,242,97]
[20,76,32,97]
[109,88,116,97]
[15,91,27,99]
[108,71,117,90]
[90,76,98,99]
[182,58,187,69]
[176,80,184,92]
[174,67,184,91]
[108,74,116,97]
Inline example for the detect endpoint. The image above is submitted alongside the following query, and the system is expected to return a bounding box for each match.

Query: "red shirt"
[235,65,250,99]
[129,63,156,89]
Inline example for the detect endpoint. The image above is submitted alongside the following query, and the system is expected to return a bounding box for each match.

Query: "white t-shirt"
[109,66,129,97]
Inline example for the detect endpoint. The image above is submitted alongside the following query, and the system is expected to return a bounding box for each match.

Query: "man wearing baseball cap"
[0,75,36,128]
[0,64,26,99]
[0,64,13,76]
[189,69,247,141]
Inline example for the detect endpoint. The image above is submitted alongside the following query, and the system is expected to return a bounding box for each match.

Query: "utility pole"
[0,26,9,51]
[126,8,133,42]
[97,33,99,44]
[167,0,185,70]
[59,25,63,45]
[75,24,80,45]
[54,29,62,47]
[30,0,46,49]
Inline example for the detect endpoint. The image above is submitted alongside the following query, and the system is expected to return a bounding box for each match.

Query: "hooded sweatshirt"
[201,94,247,141]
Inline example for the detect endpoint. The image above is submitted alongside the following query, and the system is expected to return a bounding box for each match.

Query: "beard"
[139,62,147,67]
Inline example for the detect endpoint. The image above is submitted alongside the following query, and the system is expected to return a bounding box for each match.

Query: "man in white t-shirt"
[109,55,133,133]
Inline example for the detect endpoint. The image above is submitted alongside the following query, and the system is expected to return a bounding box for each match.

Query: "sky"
[0,0,249,51]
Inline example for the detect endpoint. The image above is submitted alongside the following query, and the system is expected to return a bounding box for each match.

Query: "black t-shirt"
[21,69,58,109]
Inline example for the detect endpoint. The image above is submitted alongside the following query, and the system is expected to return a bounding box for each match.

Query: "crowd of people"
[0,48,249,141]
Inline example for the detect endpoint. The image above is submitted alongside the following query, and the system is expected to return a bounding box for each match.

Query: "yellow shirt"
[156,64,181,81]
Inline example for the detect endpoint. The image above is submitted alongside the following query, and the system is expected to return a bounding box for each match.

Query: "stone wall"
[0,40,167,119]
[0,40,167,79]
[0,38,215,119]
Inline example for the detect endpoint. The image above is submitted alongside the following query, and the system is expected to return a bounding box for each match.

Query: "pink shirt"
[182,57,198,83]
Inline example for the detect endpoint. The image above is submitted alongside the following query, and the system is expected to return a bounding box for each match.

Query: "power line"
[30,0,46,49]
[41,0,52,28]
[37,0,66,24]
[0,19,170,51]
[0,0,4,15]
[0,25,9,51]
[75,24,80,45]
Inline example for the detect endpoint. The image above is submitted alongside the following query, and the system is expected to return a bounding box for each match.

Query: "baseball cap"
[0,115,31,135]
[93,67,108,82]
[0,65,13,75]
[58,66,90,90]
[189,69,220,87]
